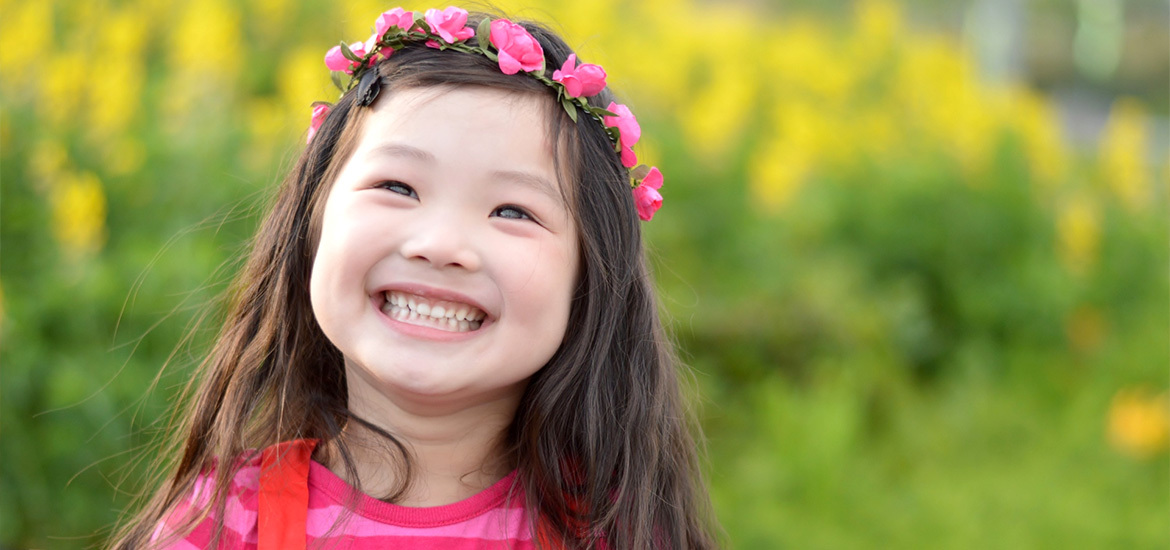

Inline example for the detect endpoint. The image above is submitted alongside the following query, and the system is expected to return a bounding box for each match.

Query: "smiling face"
[309,86,579,411]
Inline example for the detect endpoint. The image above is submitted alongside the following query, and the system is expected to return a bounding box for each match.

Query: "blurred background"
[1,0,1167,547]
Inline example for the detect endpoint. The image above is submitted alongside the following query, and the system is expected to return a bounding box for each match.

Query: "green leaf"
[330,71,343,91]
[484,50,498,62]
[630,164,651,181]
[561,97,579,123]
[339,41,361,62]
[476,18,492,50]
[592,108,619,118]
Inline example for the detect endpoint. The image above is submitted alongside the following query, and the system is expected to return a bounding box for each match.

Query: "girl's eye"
[492,205,533,221]
[376,180,417,199]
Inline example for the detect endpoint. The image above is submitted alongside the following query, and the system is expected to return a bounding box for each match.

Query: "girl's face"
[310,86,579,410]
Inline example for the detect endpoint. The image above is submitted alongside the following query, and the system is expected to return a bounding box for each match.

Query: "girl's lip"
[371,282,493,320]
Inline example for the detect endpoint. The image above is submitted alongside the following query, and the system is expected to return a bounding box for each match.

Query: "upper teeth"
[383,291,486,322]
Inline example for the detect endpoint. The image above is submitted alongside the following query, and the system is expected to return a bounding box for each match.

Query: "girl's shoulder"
[150,450,264,549]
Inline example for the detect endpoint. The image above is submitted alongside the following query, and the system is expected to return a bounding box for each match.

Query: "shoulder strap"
[258,439,317,550]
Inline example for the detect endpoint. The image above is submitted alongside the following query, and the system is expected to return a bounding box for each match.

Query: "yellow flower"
[615,1,694,110]
[852,0,902,63]
[765,20,854,104]
[40,50,89,128]
[1099,98,1151,211]
[88,59,144,139]
[1108,388,1170,460]
[87,9,148,139]
[341,0,387,39]
[680,40,758,163]
[895,36,999,176]
[280,46,334,124]
[170,0,244,83]
[50,171,108,258]
[0,1,52,91]
[1056,193,1100,275]
[551,0,618,50]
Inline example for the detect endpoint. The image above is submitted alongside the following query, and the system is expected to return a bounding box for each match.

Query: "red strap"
[258,439,317,550]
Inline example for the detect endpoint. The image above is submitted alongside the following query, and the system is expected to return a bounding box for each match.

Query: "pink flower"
[603,102,641,167]
[374,7,415,37]
[551,54,607,98]
[622,148,637,167]
[632,167,663,221]
[367,8,413,59]
[489,19,544,74]
[424,7,474,44]
[324,41,371,74]
[603,102,641,147]
[307,104,330,144]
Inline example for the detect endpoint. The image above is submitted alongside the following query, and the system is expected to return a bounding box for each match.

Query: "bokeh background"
[2,0,1167,547]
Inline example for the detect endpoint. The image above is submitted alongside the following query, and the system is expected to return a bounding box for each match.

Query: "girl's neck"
[323,372,523,507]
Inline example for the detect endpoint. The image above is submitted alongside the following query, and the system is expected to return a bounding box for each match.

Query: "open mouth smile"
[380,291,486,333]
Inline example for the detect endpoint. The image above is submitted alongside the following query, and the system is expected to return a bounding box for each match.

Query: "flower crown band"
[307,6,663,221]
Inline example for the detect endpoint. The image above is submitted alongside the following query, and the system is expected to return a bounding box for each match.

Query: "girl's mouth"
[380,291,486,333]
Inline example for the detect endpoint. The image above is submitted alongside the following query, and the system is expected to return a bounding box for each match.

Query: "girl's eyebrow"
[367,143,434,162]
[490,169,563,207]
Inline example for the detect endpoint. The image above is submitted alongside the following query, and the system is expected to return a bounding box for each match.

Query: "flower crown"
[306,6,663,221]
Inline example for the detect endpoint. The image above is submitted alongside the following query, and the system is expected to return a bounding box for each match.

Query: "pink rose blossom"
[307,104,330,144]
[374,8,415,37]
[324,45,349,71]
[551,54,607,98]
[489,19,544,74]
[603,102,641,147]
[367,8,413,59]
[424,7,474,44]
[324,41,371,74]
[632,167,663,221]
[619,145,638,168]
[603,102,641,167]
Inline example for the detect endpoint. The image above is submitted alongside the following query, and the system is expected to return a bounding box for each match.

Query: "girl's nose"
[397,215,482,272]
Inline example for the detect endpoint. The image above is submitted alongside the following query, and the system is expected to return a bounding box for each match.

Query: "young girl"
[112,6,717,549]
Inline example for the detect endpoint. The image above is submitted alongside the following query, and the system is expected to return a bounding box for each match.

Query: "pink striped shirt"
[153,452,536,549]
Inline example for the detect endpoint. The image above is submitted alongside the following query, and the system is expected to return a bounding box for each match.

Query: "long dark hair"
[111,12,718,550]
